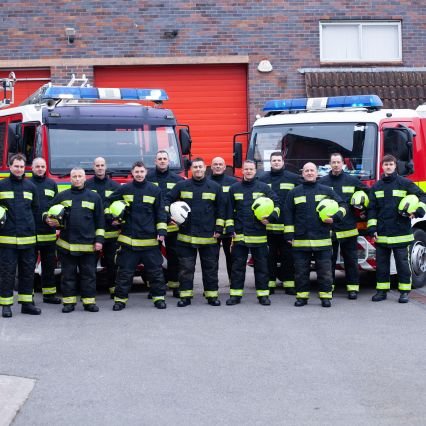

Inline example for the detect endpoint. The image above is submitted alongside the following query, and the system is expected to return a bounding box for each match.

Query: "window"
[320,21,402,63]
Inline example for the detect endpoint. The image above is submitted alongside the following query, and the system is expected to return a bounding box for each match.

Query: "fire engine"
[233,95,426,288]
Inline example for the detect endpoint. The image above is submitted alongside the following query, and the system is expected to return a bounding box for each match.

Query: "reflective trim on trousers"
[283,280,295,288]
[152,296,165,302]
[167,281,179,289]
[42,287,57,295]
[346,284,359,292]
[204,290,219,298]
[63,296,77,304]
[376,282,390,290]
[256,289,270,297]
[109,286,116,295]
[399,282,412,291]
[82,297,96,305]
[18,294,33,303]
[114,297,128,304]
[230,289,244,297]
[319,291,332,299]
[268,280,277,288]
[296,292,309,299]
[179,290,193,298]
[0,296,14,305]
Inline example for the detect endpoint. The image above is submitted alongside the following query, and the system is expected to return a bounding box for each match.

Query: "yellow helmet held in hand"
[252,197,274,220]
[398,194,419,217]
[0,206,7,228]
[350,190,369,209]
[109,200,128,223]
[47,204,66,227]
[316,198,339,222]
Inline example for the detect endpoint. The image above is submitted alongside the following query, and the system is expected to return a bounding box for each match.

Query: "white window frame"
[320,21,402,63]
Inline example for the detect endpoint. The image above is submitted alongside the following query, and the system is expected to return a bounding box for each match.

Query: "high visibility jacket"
[319,171,369,239]
[108,179,167,250]
[30,174,58,246]
[86,175,120,240]
[147,167,184,233]
[166,177,225,247]
[257,168,300,234]
[367,172,426,247]
[47,185,105,255]
[226,178,280,247]
[283,181,346,251]
[0,174,39,249]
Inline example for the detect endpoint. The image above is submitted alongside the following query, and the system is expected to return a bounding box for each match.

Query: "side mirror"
[234,142,243,169]
[179,128,191,156]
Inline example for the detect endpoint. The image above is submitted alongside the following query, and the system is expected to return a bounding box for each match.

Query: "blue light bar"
[263,95,383,112]
[42,86,169,102]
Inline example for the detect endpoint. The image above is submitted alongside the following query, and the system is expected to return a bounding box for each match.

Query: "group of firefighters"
[0,148,425,318]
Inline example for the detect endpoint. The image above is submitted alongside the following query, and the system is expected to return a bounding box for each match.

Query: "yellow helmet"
[47,204,66,227]
[316,198,339,222]
[398,194,419,217]
[0,206,7,228]
[350,190,369,209]
[109,200,128,223]
[252,197,274,220]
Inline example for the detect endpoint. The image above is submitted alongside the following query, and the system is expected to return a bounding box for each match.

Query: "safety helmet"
[0,206,7,228]
[316,198,339,222]
[252,197,274,220]
[398,194,419,217]
[170,201,191,225]
[350,190,369,209]
[47,204,66,227]
[109,200,128,223]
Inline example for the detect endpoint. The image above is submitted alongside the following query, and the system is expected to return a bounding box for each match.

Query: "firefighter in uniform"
[86,157,120,297]
[368,154,426,303]
[147,150,184,297]
[109,161,167,310]
[284,162,346,308]
[31,157,60,304]
[226,160,280,306]
[209,156,237,282]
[0,154,41,318]
[319,153,369,299]
[257,151,300,295]
[166,157,225,307]
[46,167,104,313]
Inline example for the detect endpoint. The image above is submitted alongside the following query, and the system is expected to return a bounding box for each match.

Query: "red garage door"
[95,64,248,166]
[0,69,50,107]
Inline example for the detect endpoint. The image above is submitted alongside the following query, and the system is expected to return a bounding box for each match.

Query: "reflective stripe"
[114,297,128,303]
[222,186,230,193]
[0,235,36,245]
[319,291,332,299]
[105,190,113,197]
[177,234,216,245]
[167,224,179,233]
[315,194,327,201]
[0,191,13,199]
[256,289,269,297]
[117,235,158,247]
[23,191,33,200]
[181,191,193,199]
[37,233,57,242]
[82,201,95,210]
[284,225,294,233]
[63,296,77,304]
[375,191,384,198]
[280,183,295,190]
[152,296,165,302]
[230,289,244,296]
[377,282,390,290]
[335,228,359,239]
[143,195,155,204]
[152,182,159,186]
[225,219,234,227]
[234,193,243,200]
[105,231,120,239]
[393,189,407,197]
[338,207,346,216]
[283,280,295,288]
[180,290,193,298]
[293,238,331,248]
[156,222,167,231]
[44,189,55,197]
[90,189,97,193]
[95,229,105,236]
[268,280,277,288]
[82,297,96,305]
[294,196,306,204]
[342,186,355,193]
[166,183,176,189]
[346,284,359,292]
[123,194,134,203]
[233,234,267,244]
[367,219,377,227]
[273,207,280,216]
[399,283,412,291]
[266,223,284,231]
[61,200,72,207]
[18,294,33,303]
[253,192,265,199]
[58,184,71,192]
[202,192,216,200]
[108,286,115,294]
[216,218,225,227]
[0,296,14,305]
[204,291,219,298]
[42,287,57,295]
[376,234,414,245]
[57,238,94,252]
[167,281,179,289]
[296,292,309,299]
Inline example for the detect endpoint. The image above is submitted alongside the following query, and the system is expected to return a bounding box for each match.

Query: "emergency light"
[41,86,169,102]
[263,95,383,112]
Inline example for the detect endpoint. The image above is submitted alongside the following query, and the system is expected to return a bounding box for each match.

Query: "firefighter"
[108,161,167,310]
[368,154,426,303]
[30,157,60,304]
[209,156,237,282]
[0,154,41,318]
[45,168,104,313]
[319,152,369,299]
[284,162,346,308]
[257,151,300,295]
[147,150,184,297]
[166,157,225,307]
[86,157,120,298]
[226,160,280,306]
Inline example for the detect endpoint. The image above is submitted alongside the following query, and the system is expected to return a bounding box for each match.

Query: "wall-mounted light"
[258,59,273,73]
[65,27,76,44]
[164,30,179,39]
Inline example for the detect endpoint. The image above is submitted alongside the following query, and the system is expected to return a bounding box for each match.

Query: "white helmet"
[170,201,191,225]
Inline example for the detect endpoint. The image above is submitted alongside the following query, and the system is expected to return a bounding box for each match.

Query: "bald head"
[32,157,47,177]
[211,157,226,176]
[93,157,106,179]
[302,162,318,182]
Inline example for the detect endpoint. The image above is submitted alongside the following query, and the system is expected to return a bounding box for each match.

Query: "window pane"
[362,25,400,60]
[322,25,359,61]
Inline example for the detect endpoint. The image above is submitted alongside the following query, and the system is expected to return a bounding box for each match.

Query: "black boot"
[84,304,99,312]
[172,289,180,298]
[258,296,271,306]
[2,305,12,318]
[321,299,332,308]
[113,302,126,311]
[226,296,241,306]
[294,298,308,307]
[43,294,61,304]
[207,298,221,306]
[21,303,41,315]
[62,304,75,313]
[154,300,167,309]
[347,291,358,300]
[372,290,387,302]
[398,291,409,303]
[177,298,191,307]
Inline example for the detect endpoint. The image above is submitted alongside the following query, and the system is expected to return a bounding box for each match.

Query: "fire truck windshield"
[251,123,377,179]
[48,125,182,174]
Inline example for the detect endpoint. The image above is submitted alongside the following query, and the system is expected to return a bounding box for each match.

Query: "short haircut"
[70,167,85,174]
[156,150,169,158]
[32,157,46,166]
[243,159,256,166]
[329,152,344,161]
[270,151,284,161]
[191,157,205,164]
[9,153,26,165]
[132,160,146,170]
[382,154,397,164]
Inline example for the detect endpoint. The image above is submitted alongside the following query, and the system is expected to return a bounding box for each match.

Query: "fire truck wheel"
[410,229,426,289]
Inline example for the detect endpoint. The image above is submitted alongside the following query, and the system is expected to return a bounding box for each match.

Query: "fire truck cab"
[234,95,426,288]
